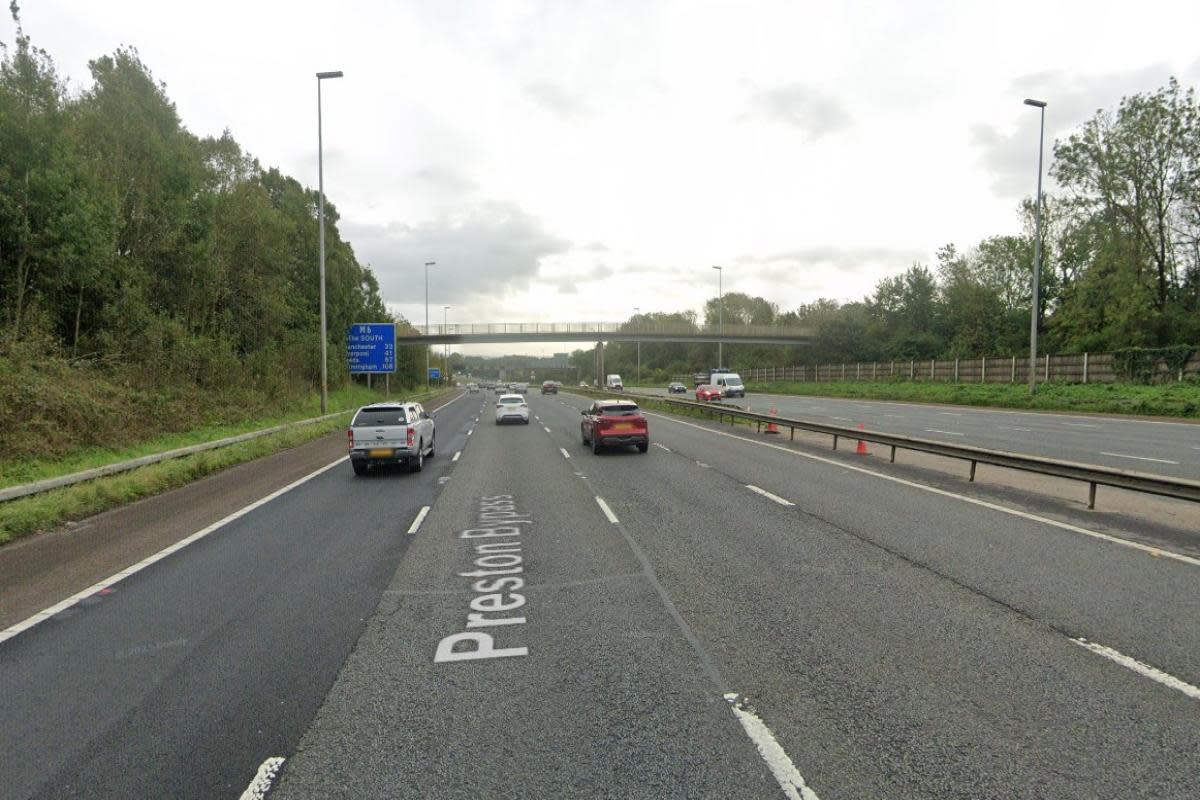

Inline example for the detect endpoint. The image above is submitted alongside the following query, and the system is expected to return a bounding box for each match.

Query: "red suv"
[695,384,722,402]
[581,400,649,454]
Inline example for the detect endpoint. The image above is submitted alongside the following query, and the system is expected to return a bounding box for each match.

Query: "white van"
[712,372,745,398]
[606,374,624,391]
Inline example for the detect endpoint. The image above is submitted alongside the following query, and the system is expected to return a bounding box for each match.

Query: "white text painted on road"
[434,495,530,663]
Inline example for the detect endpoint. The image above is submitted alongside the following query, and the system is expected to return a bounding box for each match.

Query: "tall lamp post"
[634,307,640,386]
[316,69,343,414]
[712,265,724,368]
[1023,98,1047,394]
[424,261,436,389]
[443,305,451,384]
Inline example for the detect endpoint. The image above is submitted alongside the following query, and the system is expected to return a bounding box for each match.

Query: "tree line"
[0,8,422,398]
[587,77,1200,382]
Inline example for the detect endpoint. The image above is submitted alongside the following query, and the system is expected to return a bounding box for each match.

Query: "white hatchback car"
[495,393,530,424]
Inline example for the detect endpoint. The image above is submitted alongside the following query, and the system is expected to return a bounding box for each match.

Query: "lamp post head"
[711,265,721,271]
[1023,98,1047,108]
[424,261,436,267]
[316,71,344,80]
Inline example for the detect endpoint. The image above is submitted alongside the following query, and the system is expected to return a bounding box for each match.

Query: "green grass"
[0,384,437,490]
[0,386,454,545]
[742,380,1200,419]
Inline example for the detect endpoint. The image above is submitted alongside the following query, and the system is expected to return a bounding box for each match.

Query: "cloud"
[524,81,590,119]
[411,165,476,194]
[971,63,1176,197]
[342,201,571,309]
[744,83,852,141]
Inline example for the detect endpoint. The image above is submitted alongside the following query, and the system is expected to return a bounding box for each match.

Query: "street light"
[712,266,724,368]
[1024,98,1047,394]
[424,261,436,389]
[316,69,343,414]
[443,305,451,384]
[634,307,641,386]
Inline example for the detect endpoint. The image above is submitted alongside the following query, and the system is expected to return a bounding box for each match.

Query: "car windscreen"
[600,404,640,415]
[725,377,743,386]
[352,407,408,426]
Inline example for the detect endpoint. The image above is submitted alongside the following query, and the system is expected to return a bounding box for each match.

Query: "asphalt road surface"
[635,385,1200,479]
[2,390,1198,798]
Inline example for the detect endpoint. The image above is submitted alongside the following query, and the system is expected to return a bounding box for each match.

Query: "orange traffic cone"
[856,423,869,455]
[765,406,780,434]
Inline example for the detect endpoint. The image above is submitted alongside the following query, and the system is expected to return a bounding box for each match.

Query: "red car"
[581,400,649,454]
[695,384,722,402]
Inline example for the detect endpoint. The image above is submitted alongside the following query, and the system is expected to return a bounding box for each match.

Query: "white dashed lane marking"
[559,448,570,459]
[746,485,795,507]
[238,756,286,800]
[452,451,461,462]
[1073,639,1200,701]
[925,429,965,436]
[594,496,619,524]
[407,506,431,535]
[1100,452,1179,465]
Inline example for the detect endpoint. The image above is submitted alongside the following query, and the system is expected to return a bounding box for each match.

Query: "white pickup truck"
[348,402,435,475]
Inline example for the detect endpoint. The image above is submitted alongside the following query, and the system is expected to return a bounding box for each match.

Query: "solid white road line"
[647,413,1200,569]
[594,496,619,524]
[924,429,965,436]
[746,485,795,507]
[559,447,570,459]
[1063,422,1101,428]
[1073,639,1200,701]
[0,457,348,645]
[452,451,461,462]
[831,416,852,421]
[407,505,431,535]
[939,412,963,416]
[725,694,821,800]
[1099,452,1179,465]
[998,426,1033,432]
[238,756,286,800]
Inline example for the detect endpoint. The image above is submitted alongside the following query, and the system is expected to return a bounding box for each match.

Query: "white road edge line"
[647,413,1200,569]
[407,505,432,535]
[238,756,286,800]
[594,495,619,524]
[725,694,821,800]
[924,429,965,436]
[1073,639,1200,701]
[452,451,462,462]
[559,447,571,459]
[0,457,348,645]
[1099,452,1179,465]
[746,485,795,507]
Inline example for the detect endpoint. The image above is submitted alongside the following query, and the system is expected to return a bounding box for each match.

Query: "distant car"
[667,382,687,394]
[467,383,480,393]
[495,393,530,424]
[695,385,722,402]
[581,400,649,454]
[579,381,590,388]
[541,380,558,394]
[692,372,709,387]
[348,402,435,475]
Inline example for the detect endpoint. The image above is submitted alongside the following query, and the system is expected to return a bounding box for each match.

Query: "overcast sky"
[10,0,1200,356]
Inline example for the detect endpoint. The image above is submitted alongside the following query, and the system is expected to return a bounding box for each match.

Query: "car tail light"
[347,429,353,451]
[407,427,415,447]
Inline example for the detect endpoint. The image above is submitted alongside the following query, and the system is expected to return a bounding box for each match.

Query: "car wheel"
[581,428,589,445]
[637,443,649,453]
[592,435,602,455]
[411,443,424,472]
[352,461,368,476]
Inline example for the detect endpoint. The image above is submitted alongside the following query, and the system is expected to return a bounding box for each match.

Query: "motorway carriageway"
[635,386,1200,479]
[2,391,1199,798]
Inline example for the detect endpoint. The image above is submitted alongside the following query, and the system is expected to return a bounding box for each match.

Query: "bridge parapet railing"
[413,321,810,338]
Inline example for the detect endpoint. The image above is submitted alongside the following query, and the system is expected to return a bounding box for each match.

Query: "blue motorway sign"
[428,367,442,380]
[347,323,396,373]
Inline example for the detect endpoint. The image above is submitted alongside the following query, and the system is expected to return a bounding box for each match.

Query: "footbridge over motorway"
[397,321,812,346]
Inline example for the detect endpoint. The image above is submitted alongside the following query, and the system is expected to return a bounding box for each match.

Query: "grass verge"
[1,384,433,489]
[742,380,1200,419]
[0,387,453,546]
